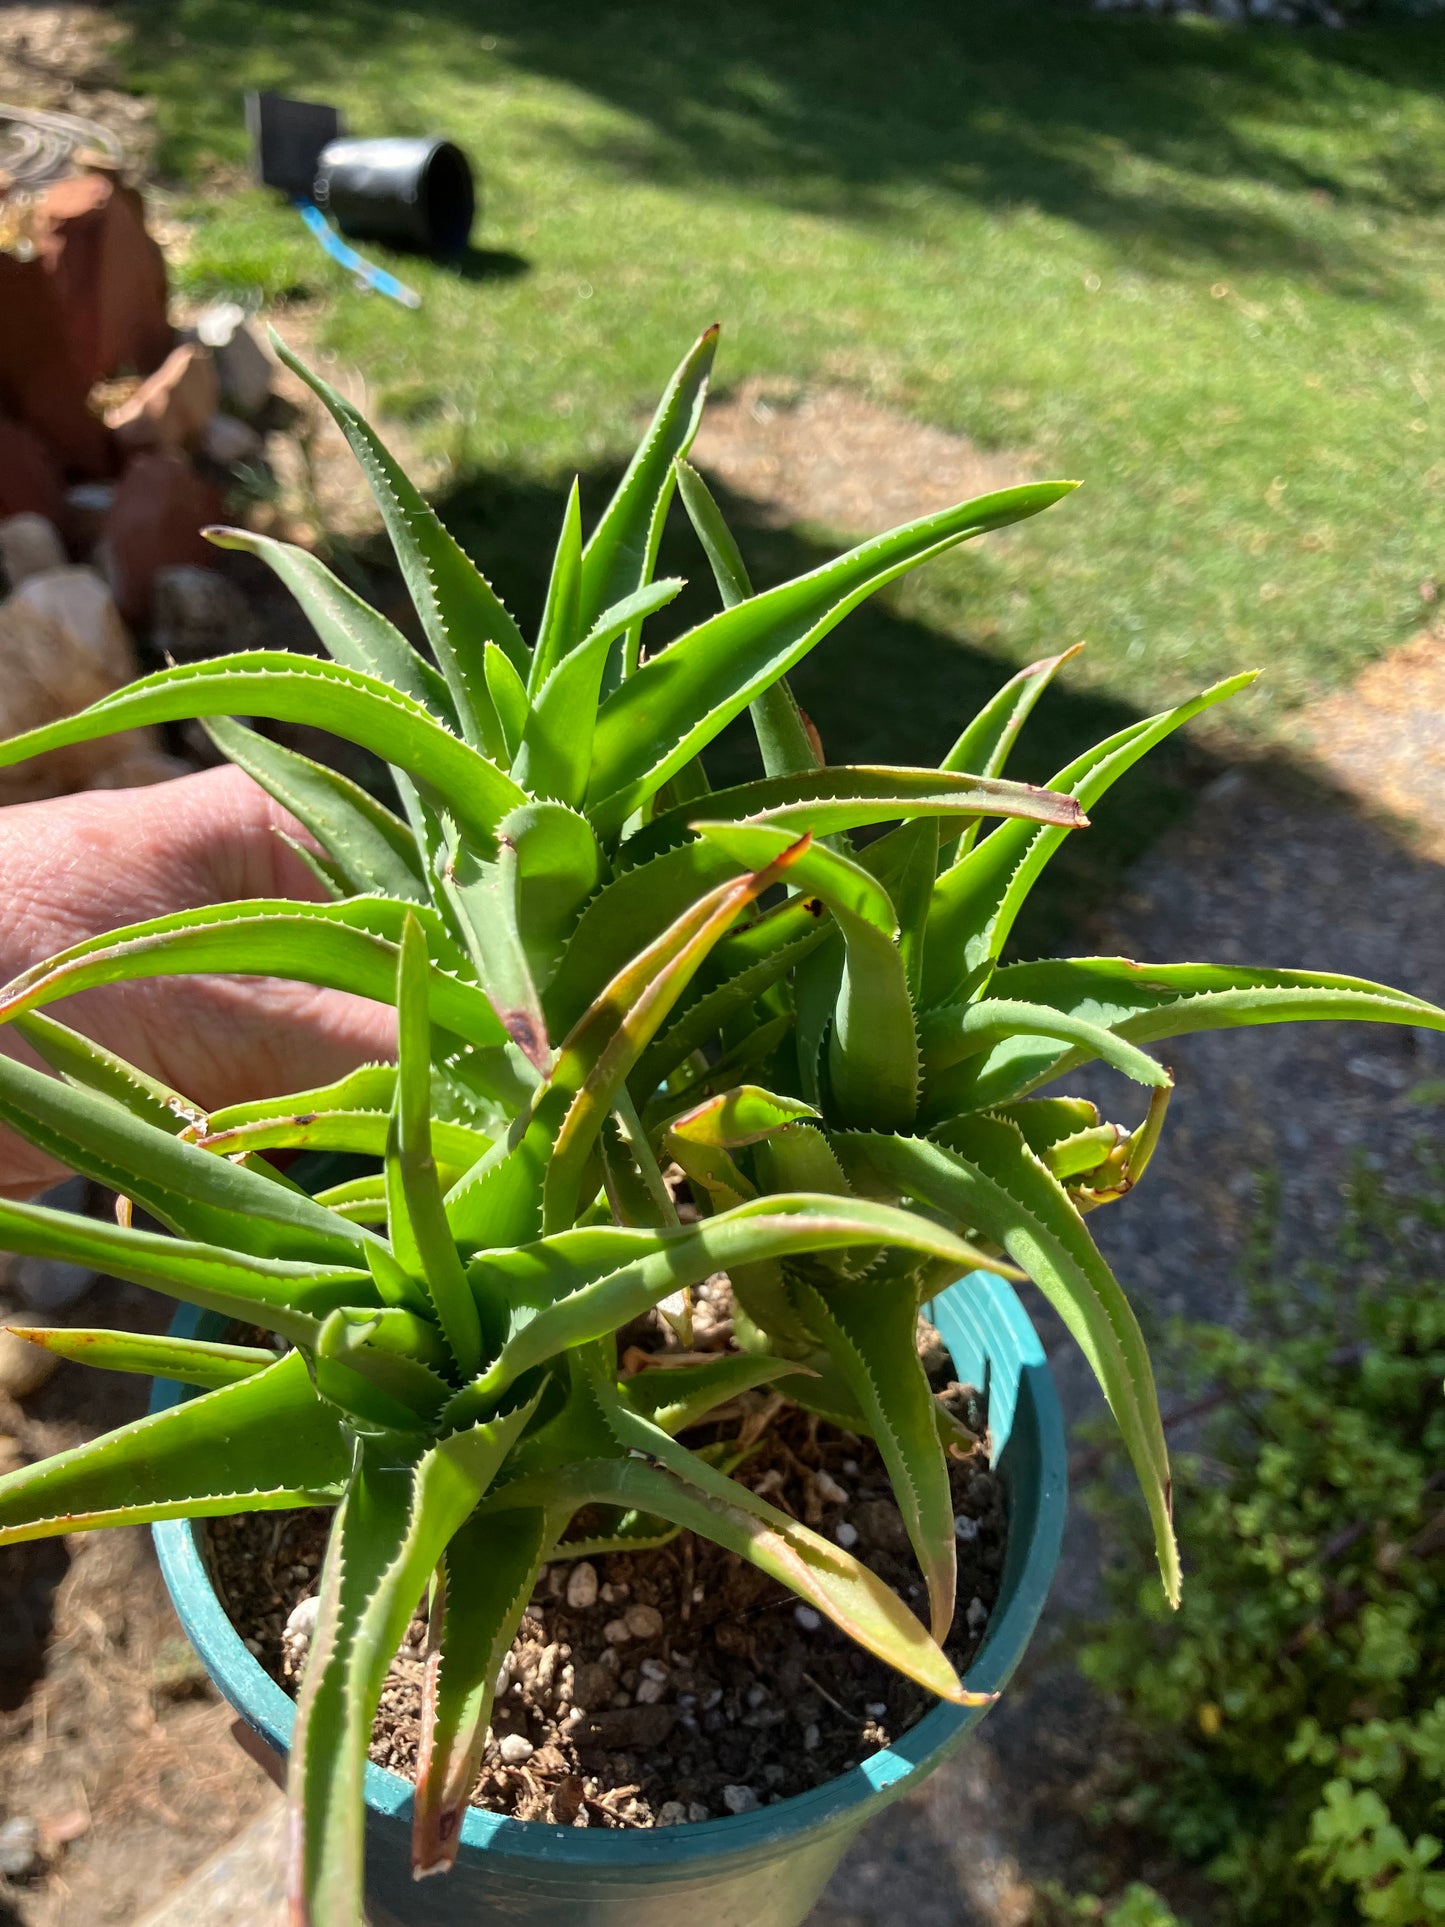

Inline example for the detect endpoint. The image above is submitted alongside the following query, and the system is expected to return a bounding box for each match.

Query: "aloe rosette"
[0,327,1439,1926]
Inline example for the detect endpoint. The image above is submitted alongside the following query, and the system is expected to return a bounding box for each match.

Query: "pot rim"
[152,1268,1065,1869]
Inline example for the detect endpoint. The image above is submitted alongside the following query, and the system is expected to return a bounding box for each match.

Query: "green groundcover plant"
[0,328,1439,1926]
[1070,1160,1445,1927]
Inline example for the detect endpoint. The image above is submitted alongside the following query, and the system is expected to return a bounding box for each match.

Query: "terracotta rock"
[99,451,224,625]
[0,256,113,478]
[36,172,171,386]
[12,566,136,682]
[0,425,67,525]
[0,516,67,589]
[106,342,219,453]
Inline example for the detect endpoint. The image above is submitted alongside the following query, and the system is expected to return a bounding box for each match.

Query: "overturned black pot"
[315,136,475,255]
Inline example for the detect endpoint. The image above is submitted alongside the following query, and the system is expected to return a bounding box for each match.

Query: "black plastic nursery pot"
[152,1270,1066,1927]
[314,136,476,254]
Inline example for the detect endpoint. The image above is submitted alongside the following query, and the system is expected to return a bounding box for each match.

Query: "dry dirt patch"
[0,7,153,168]
[1293,623,1445,860]
[690,379,1033,537]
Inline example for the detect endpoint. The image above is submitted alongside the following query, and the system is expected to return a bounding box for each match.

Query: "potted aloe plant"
[0,328,1439,1927]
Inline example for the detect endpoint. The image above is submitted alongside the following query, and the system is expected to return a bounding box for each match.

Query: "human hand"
[0,765,395,1198]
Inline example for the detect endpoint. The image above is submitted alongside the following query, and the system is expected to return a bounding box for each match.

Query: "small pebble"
[802,1721,820,1752]
[525,1603,546,1622]
[687,1801,711,1824]
[566,1561,599,1609]
[793,1605,822,1632]
[813,1470,849,1506]
[635,1677,667,1704]
[285,1595,320,1640]
[701,1687,723,1711]
[691,1584,705,1603]
[495,1653,514,1695]
[865,1700,888,1718]
[0,1815,41,1878]
[243,1637,264,1656]
[655,1801,688,1827]
[746,1682,768,1709]
[842,1459,859,1476]
[497,1733,534,1765]
[639,1657,669,1683]
[624,1603,664,1639]
[953,1514,980,1543]
[967,1596,989,1633]
[602,1618,632,1645]
[722,1784,760,1815]
[835,1521,859,1549]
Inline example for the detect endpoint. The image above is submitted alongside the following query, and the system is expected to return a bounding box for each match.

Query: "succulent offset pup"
[0,328,1439,1925]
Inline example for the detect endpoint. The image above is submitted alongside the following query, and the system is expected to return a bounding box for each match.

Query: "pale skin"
[0,766,395,1199]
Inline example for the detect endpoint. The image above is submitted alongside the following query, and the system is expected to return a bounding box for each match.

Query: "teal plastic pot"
[152,1270,1065,1927]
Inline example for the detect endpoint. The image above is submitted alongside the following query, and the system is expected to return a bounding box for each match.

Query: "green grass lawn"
[121,0,1444,768]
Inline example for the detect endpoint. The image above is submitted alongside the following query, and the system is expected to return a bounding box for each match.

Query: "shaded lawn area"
[120,0,1444,757]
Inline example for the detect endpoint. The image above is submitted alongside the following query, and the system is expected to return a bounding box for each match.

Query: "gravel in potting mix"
[207,1310,1006,1832]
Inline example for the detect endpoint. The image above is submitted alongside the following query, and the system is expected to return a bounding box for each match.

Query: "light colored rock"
[793,1605,822,1632]
[639,1657,669,1684]
[151,564,258,662]
[954,1513,980,1543]
[496,1733,534,1765]
[721,1784,759,1815]
[0,513,66,587]
[285,1595,320,1640]
[201,412,264,468]
[13,565,136,680]
[193,306,274,419]
[655,1801,687,1826]
[0,1814,41,1878]
[602,1617,632,1646]
[0,1317,61,1399]
[634,1677,666,1705]
[835,1520,859,1549]
[623,1602,663,1640]
[565,1560,599,1610]
[966,1595,989,1633]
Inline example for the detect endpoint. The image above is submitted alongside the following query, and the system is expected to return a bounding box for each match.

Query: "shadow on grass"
[124,0,1445,290]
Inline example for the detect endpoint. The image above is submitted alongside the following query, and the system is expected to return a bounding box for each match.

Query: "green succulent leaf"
[273,333,528,736]
[940,644,1084,861]
[0,1350,348,1544]
[921,996,1172,1122]
[950,956,1445,1109]
[586,480,1078,834]
[517,578,683,806]
[0,653,530,857]
[12,1009,204,1134]
[793,1268,957,1642]
[922,673,1256,1008]
[631,765,1086,865]
[0,896,505,1051]
[0,1325,277,1390]
[580,326,717,690]
[661,1084,820,1147]
[205,528,454,727]
[530,478,584,693]
[289,1390,538,1927]
[674,455,820,779]
[838,1122,1179,1608]
[386,916,484,1379]
[411,1506,549,1875]
[203,716,428,903]
[0,1052,372,1265]
[620,1352,802,1434]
